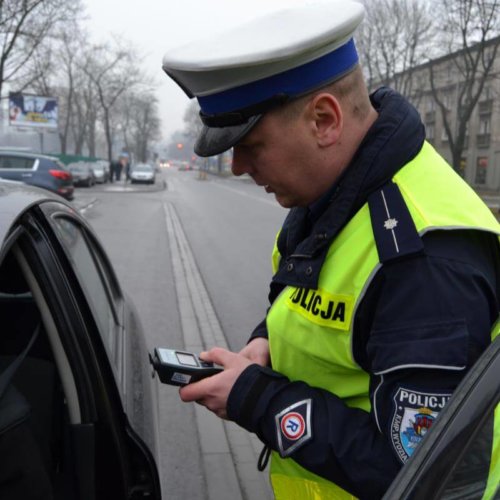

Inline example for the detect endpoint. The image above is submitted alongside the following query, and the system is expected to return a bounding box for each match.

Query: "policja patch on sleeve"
[275,399,312,457]
[391,387,452,463]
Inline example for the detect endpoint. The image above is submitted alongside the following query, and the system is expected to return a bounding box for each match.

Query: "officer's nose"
[231,148,252,177]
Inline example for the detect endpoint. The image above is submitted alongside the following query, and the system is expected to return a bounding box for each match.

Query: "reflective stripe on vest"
[267,141,500,499]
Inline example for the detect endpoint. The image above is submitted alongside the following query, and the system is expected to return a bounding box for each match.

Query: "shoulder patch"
[391,387,452,462]
[368,182,424,263]
[275,399,312,457]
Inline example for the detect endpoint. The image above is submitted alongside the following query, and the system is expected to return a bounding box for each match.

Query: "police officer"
[162,1,500,498]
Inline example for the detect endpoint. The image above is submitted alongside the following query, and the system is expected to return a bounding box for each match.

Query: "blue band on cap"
[198,38,358,116]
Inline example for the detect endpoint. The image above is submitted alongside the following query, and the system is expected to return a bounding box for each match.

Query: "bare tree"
[0,0,80,99]
[126,92,161,162]
[83,41,141,161]
[357,0,435,99]
[26,24,88,154]
[76,69,100,156]
[429,0,500,170]
[182,100,203,142]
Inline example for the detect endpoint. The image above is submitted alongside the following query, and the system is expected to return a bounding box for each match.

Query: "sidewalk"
[103,179,167,193]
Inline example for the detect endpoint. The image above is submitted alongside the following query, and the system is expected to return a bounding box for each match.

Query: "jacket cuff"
[227,364,285,431]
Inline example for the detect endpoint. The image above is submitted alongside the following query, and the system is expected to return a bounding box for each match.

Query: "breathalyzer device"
[149,348,223,386]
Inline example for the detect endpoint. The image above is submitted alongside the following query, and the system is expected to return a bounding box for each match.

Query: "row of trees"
[1,0,161,162]
[179,0,500,173]
[358,0,500,172]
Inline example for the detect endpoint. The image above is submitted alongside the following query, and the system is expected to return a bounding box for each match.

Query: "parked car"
[67,162,96,187]
[90,161,110,184]
[130,163,156,184]
[0,181,161,499]
[0,151,74,200]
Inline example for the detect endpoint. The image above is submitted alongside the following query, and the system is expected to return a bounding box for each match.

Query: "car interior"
[0,246,83,500]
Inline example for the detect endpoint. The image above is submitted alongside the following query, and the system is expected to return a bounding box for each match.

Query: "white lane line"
[78,199,98,216]
[163,201,273,500]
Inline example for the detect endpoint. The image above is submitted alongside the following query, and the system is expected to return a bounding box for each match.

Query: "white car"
[91,161,110,183]
[130,163,155,184]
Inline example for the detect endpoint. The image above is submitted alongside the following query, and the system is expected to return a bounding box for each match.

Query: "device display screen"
[176,352,198,366]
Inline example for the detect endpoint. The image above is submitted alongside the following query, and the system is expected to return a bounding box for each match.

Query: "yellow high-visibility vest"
[267,141,500,499]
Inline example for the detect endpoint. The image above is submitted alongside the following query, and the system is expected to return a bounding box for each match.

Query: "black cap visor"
[194,115,262,157]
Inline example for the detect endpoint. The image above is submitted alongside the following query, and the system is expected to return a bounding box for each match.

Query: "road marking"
[75,198,98,216]
[163,202,273,500]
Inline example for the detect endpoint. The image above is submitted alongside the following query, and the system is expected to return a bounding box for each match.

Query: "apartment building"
[380,36,500,191]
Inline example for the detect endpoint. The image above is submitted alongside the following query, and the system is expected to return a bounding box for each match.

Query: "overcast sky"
[84,0,312,143]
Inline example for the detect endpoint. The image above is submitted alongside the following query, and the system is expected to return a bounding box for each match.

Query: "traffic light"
[177,143,183,150]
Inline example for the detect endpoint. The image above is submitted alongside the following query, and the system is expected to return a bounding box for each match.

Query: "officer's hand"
[179,347,252,419]
[239,337,270,366]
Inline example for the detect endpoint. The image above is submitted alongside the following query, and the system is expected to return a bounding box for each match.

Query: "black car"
[383,333,500,499]
[68,162,96,187]
[0,181,161,499]
[0,151,74,200]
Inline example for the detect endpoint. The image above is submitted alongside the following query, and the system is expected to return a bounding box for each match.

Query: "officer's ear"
[308,93,342,147]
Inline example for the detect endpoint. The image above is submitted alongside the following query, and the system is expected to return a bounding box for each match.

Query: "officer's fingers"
[178,358,232,403]
[239,338,270,365]
[214,408,228,419]
[178,377,211,402]
[178,375,229,420]
[199,347,235,367]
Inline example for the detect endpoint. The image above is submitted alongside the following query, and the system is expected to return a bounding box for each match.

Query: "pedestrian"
[124,159,131,183]
[162,2,500,499]
[114,156,123,181]
[108,160,114,183]
[117,153,130,183]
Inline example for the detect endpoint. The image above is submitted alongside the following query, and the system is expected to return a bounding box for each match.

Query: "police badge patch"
[391,388,451,462]
[275,399,312,457]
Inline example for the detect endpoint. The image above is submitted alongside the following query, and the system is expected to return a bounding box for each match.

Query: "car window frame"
[39,157,65,171]
[13,212,99,422]
[52,215,120,327]
[38,202,127,387]
[383,335,500,499]
[0,154,38,171]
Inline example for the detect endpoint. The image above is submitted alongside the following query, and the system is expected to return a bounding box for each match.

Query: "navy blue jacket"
[226,88,500,499]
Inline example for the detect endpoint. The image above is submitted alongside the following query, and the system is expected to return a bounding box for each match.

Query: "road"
[71,168,287,500]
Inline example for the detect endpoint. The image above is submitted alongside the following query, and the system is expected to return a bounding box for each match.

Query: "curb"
[163,201,273,500]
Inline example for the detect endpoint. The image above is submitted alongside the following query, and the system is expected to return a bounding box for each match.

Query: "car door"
[40,201,162,460]
[383,335,500,500]
[0,199,161,499]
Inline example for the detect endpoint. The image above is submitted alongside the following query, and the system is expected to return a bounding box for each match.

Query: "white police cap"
[162,1,365,157]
